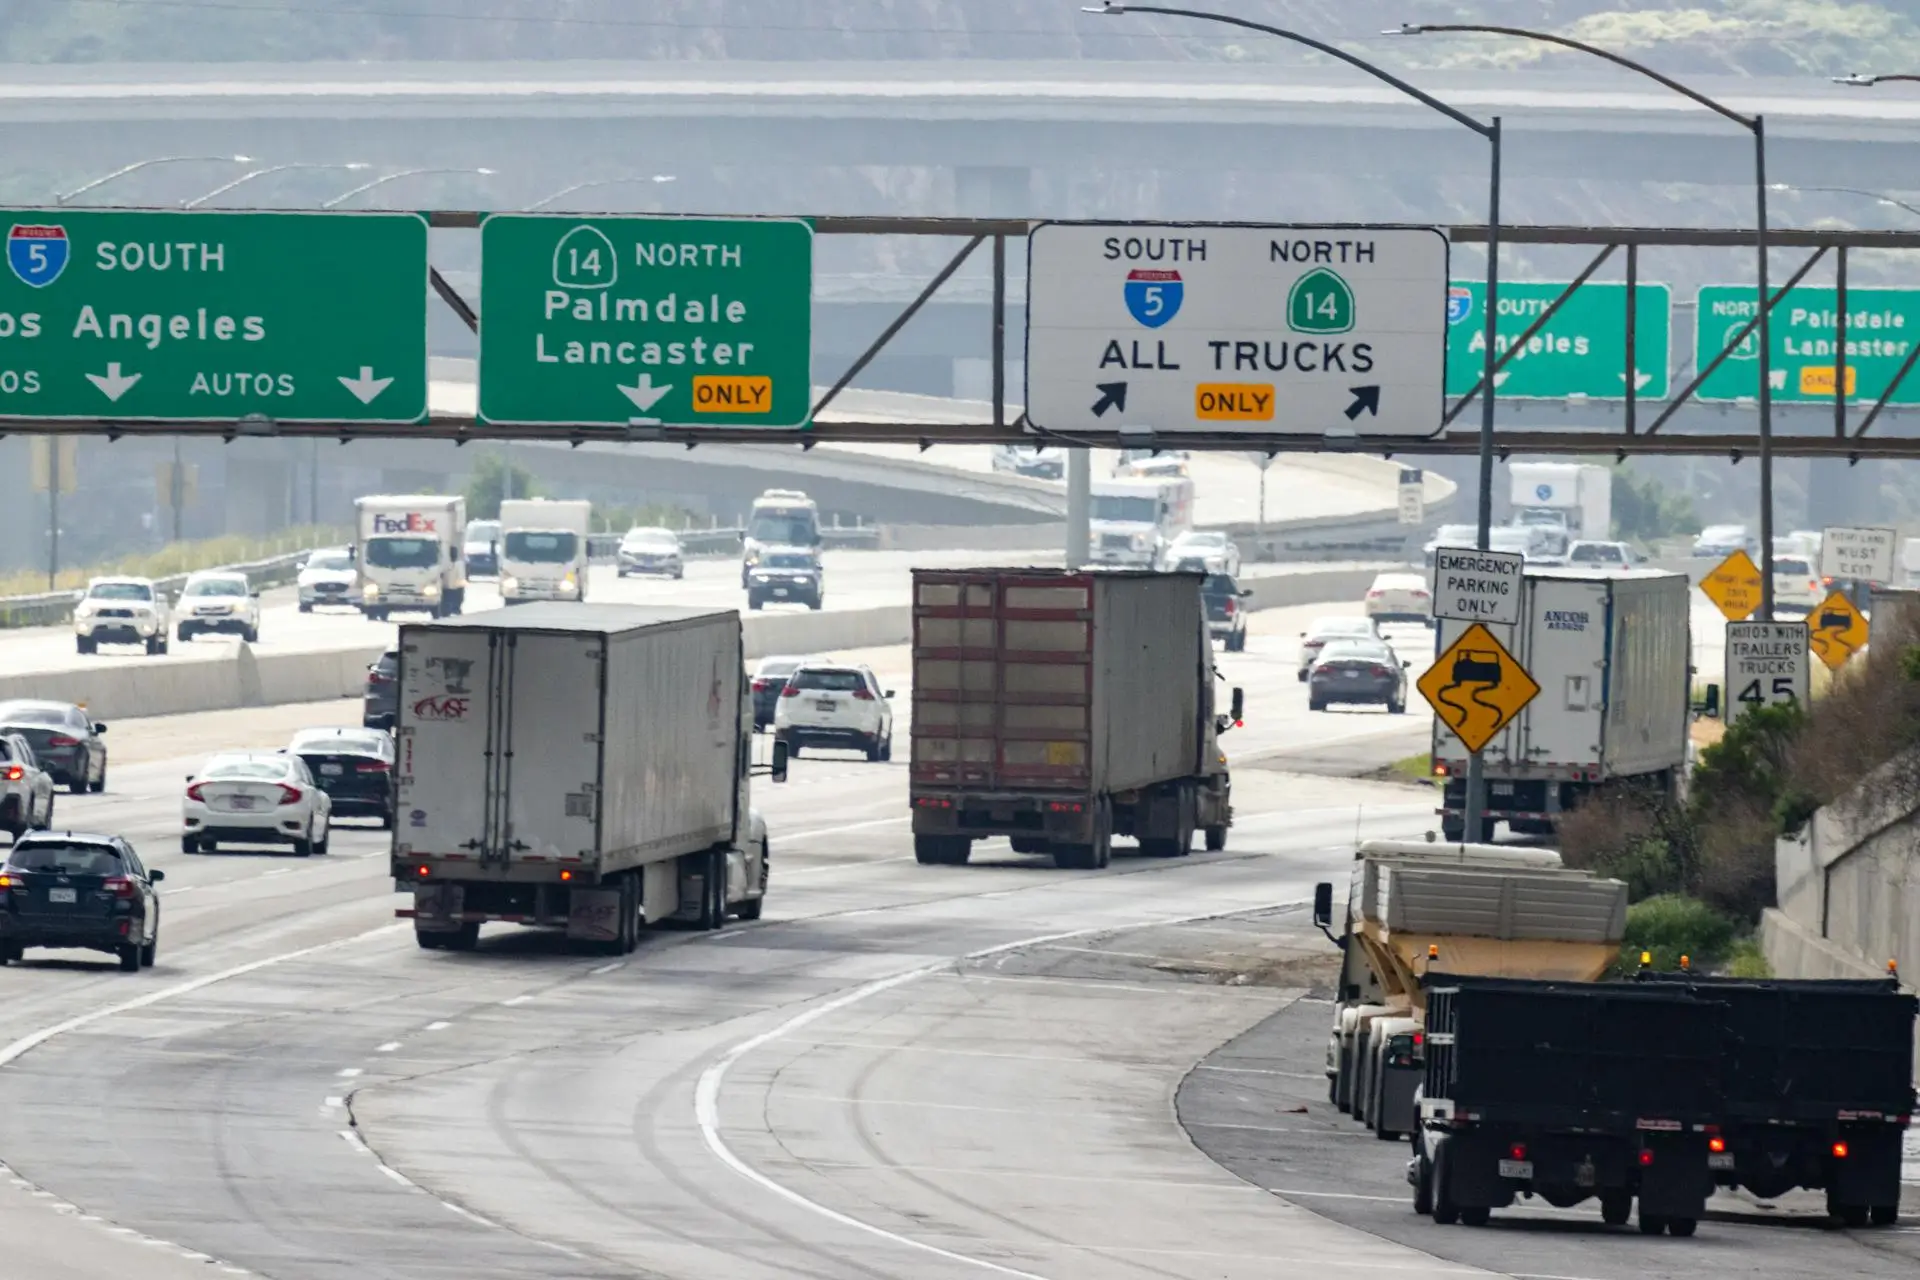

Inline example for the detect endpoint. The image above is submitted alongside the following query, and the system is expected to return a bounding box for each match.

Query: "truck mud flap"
[405,883,465,926]
[565,888,622,943]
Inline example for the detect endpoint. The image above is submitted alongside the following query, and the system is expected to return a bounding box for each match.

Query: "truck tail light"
[1831,1141,1849,1160]
[1708,1136,1726,1154]
[102,876,135,899]
[913,797,951,809]
[277,784,304,806]
[1638,1148,1655,1167]
[1508,1142,1527,1162]
[1048,801,1084,813]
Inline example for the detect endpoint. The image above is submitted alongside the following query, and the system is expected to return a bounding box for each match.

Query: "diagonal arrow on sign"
[85,362,141,402]
[617,373,672,413]
[338,366,394,405]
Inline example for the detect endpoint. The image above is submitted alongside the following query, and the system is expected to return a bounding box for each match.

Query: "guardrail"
[0,548,315,630]
[587,525,882,562]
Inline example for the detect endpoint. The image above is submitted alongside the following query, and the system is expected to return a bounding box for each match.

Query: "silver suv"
[73,577,170,656]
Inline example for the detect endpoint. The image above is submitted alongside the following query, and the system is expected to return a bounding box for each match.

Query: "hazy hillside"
[4,0,1916,72]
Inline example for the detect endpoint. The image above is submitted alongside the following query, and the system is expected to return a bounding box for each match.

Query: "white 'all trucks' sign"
[1724,620,1809,724]
[1819,525,1897,585]
[1431,546,1525,626]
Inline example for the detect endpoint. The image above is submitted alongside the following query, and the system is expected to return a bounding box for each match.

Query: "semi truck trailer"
[1434,569,1691,841]
[391,604,784,952]
[908,568,1239,869]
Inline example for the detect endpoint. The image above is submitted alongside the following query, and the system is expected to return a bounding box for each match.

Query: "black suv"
[747,548,824,611]
[363,650,399,729]
[0,832,163,971]
[1201,574,1250,651]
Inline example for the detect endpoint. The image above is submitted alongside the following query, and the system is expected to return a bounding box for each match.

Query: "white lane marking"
[1194,1063,1325,1080]
[779,815,909,842]
[375,1042,401,1053]
[1266,1188,1405,1203]
[588,962,622,976]
[501,995,534,1006]
[425,1021,452,1031]
[0,922,403,1073]
[1188,1120,1376,1139]
[338,1129,369,1155]
[942,972,1254,998]
[778,855,913,878]
[322,1096,345,1109]
[336,1067,364,1078]
[694,895,1311,1280]
[378,1165,414,1189]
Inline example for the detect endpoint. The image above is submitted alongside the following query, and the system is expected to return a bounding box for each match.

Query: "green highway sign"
[1445,279,1671,400]
[477,214,813,429]
[0,210,427,422]
[1695,284,1920,404]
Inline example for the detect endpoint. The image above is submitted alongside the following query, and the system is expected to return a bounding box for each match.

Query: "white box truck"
[1433,568,1690,841]
[1508,462,1611,556]
[498,498,592,605]
[1088,476,1194,567]
[391,604,785,951]
[355,494,468,620]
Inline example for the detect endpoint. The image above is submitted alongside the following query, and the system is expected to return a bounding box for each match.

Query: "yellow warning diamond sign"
[1699,548,1764,622]
[1417,623,1542,755]
[1809,589,1870,670]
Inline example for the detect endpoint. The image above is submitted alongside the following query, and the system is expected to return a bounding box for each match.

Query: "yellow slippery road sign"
[1809,589,1869,670]
[1699,548,1763,622]
[1417,623,1542,754]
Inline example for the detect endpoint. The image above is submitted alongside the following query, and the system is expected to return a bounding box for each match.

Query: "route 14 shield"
[1124,268,1182,328]
[7,224,68,288]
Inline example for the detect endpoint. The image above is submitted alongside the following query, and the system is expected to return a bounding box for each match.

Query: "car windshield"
[1700,525,1746,541]
[364,537,439,570]
[791,669,866,692]
[1487,531,1533,553]
[1178,533,1225,548]
[764,553,815,569]
[0,704,75,727]
[623,528,676,547]
[1202,575,1238,594]
[1776,557,1812,576]
[6,843,122,875]
[202,757,291,781]
[1091,495,1157,522]
[1570,544,1625,564]
[749,512,818,545]
[756,659,804,679]
[1310,618,1374,639]
[1373,575,1424,590]
[504,531,578,563]
[1517,509,1566,526]
[466,521,500,543]
[306,551,353,572]
[186,577,247,597]
[87,582,151,601]
[291,731,386,755]
[1320,640,1393,662]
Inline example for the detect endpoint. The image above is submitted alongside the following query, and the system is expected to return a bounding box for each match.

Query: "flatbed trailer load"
[1633,973,1916,1226]
[1415,975,1729,1237]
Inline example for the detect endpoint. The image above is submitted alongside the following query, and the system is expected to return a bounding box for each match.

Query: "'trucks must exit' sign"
[0,210,427,422]
[1444,280,1671,400]
[1024,222,1447,435]
[478,214,813,429]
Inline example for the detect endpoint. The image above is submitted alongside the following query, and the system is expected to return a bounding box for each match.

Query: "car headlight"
[751,573,770,583]
[75,603,96,618]
[562,573,578,591]
[422,582,441,599]
[500,576,518,594]
[363,583,380,600]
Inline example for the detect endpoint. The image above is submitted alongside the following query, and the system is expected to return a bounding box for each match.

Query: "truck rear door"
[912,573,1092,794]
[502,630,604,863]
[396,627,497,859]
[1516,578,1608,772]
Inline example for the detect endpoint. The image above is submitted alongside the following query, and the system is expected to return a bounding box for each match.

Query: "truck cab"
[355,494,468,620]
[742,489,821,587]
[1089,476,1193,568]
[498,498,591,605]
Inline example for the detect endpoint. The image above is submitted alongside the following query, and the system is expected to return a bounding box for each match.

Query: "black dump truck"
[1414,975,1728,1236]
[1633,973,1916,1227]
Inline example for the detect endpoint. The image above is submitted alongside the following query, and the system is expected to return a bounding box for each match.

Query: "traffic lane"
[1177,994,1920,1280]
[33,787,1428,1280]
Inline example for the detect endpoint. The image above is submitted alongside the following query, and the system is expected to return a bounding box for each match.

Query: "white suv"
[176,571,261,643]
[773,663,894,761]
[74,576,170,655]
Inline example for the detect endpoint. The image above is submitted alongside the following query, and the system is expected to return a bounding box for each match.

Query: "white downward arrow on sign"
[1618,370,1655,390]
[86,362,141,402]
[617,373,672,413]
[339,366,395,405]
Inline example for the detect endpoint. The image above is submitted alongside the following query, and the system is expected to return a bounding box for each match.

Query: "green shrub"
[1618,894,1738,975]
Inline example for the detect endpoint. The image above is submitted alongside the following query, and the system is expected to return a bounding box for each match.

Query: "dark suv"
[1201,574,1250,652]
[750,655,806,730]
[0,832,163,971]
[747,548,824,611]
[363,650,399,729]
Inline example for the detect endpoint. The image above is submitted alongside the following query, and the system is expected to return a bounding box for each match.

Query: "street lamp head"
[1080,2,1125,13]
[475,167,497,176]
[1383,23,1429,35]
[230,155,255,164]
[1833,73,1879,86]
[1767,182,1793,191]
[343,162,372,171]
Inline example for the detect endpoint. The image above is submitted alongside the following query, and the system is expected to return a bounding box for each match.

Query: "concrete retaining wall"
[15,566,1376,723]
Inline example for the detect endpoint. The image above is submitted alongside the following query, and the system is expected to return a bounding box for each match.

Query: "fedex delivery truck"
[355,494,468,620]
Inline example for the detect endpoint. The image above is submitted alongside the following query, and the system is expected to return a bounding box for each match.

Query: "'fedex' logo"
[372,513,437,534]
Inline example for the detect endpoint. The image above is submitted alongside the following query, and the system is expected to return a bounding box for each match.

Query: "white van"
[498,498,592,605]
[1089,476,1194,567]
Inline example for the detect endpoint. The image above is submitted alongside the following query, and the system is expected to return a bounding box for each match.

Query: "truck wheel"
[701,851,728,932]
[1666,1218,1696,1237]
[1204,825,1227,852]
[914,835,970,866]
[1833,1203,1869,1228]
[443,922,480,951]
[1412,1153,1434,1215]
[1431,1144,1460,1224]
[1870,1205,1899,1226]
[1441,817,1465,842]
[415,931,444,950]
[1009,837,1051,855]
[1460,1207,1490,1227]
[1637,1212,1666,1235]
[1600,1192,1631,1226]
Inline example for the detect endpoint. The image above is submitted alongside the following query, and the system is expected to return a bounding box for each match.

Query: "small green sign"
[1288,267,1354,335]
[1445,280,1671,400]
[0,209,427,422]
[1694,284,1920,404]
[478,214,814,429]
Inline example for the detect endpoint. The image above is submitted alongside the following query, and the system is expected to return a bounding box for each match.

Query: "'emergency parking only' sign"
[1431,546,1525,627]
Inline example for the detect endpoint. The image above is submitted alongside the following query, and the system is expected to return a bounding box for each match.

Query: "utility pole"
[1066,448,1090,569]
[47,441,60,591]
[171,437,185,541]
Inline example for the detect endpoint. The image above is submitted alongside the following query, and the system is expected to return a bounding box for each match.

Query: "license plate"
[815,700,836,711]
[48,887,76,904]
[773,588,790,596]
[1709,1153,1735,1170]
[1344,671,1363,679]
[320,763,344,776]
[229,795,258,810]
[1492,782,1514,795]
[1498,1159,1533,1179]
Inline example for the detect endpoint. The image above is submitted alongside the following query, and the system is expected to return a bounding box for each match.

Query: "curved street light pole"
[1086,2,1502,843]
[1769,182,1920,221]
[1395,22,1776,620]
[181,162,370,209]
[523,175,678,212]
[322,166,496,210]
[56,155,253,205]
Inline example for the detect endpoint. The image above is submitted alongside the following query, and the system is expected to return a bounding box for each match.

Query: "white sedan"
[1163,530,1242,576]
[182,752,331,856]
[1363,571,1433,625]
